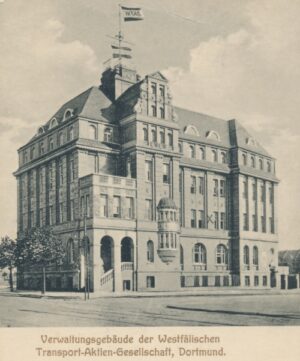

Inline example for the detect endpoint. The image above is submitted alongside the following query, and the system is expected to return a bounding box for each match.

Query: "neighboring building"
[14,60,281,292]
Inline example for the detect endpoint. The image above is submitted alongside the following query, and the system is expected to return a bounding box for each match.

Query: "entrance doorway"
[123,280,131,291]
[100,236,114,272]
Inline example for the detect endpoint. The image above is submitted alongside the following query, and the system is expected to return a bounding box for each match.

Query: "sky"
[0,0,299,250]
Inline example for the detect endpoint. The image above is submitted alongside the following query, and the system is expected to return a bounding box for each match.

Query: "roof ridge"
[174,105,227,122]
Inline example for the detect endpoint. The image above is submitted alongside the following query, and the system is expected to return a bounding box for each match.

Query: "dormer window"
[207,130,220,141]
[63,109,73,121]
[49,117,58,129]
[104,128,112,142]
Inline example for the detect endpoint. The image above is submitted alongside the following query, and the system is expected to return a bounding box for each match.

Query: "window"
[253,246,259,269]
[259,158,263,170]
[39,208,44,226]
[163,163,170,183]
[191,209,196,228]
[59,161,64,185]
[69,126,74,141]
[145,161,153,182]
[242,180,247,198]
[49,205,54,226]
[147,241,154,262]
[252,182,257,201]
[269,186,273,204]
[220,152,226,164]
[58,132,64,146]
[30,146,35,160]
[269,217,274,233]
[160,107,165,119]
[39,172,44,193]
[198,210,205,228]
[216,244,227,265]
[159,85,165,97]
[49,137,54,151]
[39,142,44,155]
[267,161,271,172]
[252,214,257,231]
[214,212,219,229]
[199,147,205,160]
[70,158,75,182]
[85,194,90,217]
[151,83,156,95]
[151,129,157,142]
[242,153,247,166]
[188,145,195,158]
[190,176,196,194]
[70,200,75,221]
[220,212,226,230]
[145,199,153,220]
[104,128,112,142]
[245,276,250,286]
[143,127,148,142]
[30,210,35,228]
[100,194,108,217]
[212,149,217,162]
[199,177,204,195]
[243,246,250,269]
[67,239,74,264]
[260,184,265,202]
[220,180,226,197]
[243,213,248,230]
[160,130,165,145]
[213,179,218,196]
[126,197,134,219]
[178,142,183,153]
[261,216,266,232]
[23,151,28,163]
[59,202,64,223]
[250,156,255,168]
[193,243,206,264]
[49,164,54,190]
[113,196,121,218]
[263,276,268,286]
[151,105,157,117]
[146,276,155,288]
[168,133,173,146]
[89,124,97,140]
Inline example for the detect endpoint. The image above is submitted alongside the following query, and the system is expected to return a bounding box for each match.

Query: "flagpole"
[118,4,122,65]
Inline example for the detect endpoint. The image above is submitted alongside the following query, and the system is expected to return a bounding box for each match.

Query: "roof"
[157,198,177,209]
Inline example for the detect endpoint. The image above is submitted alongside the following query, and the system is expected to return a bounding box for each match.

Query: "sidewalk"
[0,286,294,300]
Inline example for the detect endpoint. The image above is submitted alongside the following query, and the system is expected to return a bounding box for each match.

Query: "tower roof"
[157,198,177,209]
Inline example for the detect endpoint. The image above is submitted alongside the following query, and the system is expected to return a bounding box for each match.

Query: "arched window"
[259,158,263,170]
[212,149,218,162]
[199,147,205,160]
[50,117,58,129]
[243,245,250,268]
[267,161,271,172]
[178,142,183,153]
[220,152,226,164]
[89,124,97,140]
[253,246,259,268]
[251,156,255,168]
[104,128,112,142]
[147,240,154,262]
[143,127,148,142]
[193,243,206,264]
[69,126,74,141]
[67,239,74,264]
[242,153,247,166]
[63,109,73,121]
[216,244,228,265]
[188,145,195,158]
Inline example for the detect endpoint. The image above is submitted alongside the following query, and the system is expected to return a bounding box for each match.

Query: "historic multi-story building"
[14,60,281,292]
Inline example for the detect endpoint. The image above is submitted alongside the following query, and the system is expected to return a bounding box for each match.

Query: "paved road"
[1,291,300,327]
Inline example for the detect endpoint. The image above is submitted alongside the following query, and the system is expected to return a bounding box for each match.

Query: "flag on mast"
[121,6,144,21]
[111,45,132,51]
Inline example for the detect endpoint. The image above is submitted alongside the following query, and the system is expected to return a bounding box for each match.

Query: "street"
[1,290,300,327]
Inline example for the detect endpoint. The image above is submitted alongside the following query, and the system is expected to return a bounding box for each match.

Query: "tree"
[18,227,66,294]
[0,236,17,291]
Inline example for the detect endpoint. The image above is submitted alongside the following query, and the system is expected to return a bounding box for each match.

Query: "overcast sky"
[0,0,299,250]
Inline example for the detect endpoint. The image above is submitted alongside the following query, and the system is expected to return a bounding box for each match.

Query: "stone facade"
[14,63,281,292]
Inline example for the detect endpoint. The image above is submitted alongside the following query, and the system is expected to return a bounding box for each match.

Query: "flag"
[121,6,144,21]
[113,53,132,59]
[111,45,132,51]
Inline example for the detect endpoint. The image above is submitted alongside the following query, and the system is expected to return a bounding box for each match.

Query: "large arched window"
[89,124,97,140]
[193,243,206,264]
[67,239,75,264]
[216,244,228,265]
[253,246,259,269]
[147,240,154,262]
[243,245,250,268]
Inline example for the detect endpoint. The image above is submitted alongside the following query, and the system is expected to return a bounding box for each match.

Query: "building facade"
[15,62,281,292]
